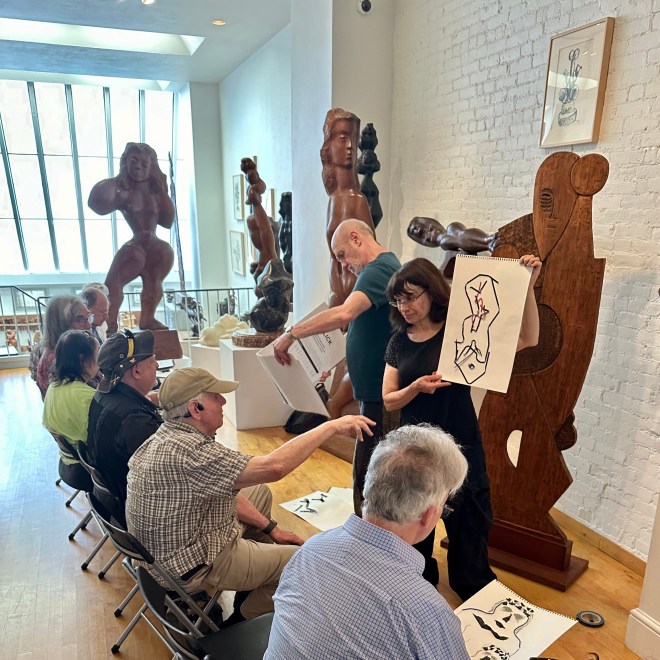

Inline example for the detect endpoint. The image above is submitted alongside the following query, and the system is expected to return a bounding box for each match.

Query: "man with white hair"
[272,219,401,513]
[81,283,110,344]
[265,424,470,659]
[126,367,373,623]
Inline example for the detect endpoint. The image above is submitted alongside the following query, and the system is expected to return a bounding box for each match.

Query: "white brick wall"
[390,0,659,559]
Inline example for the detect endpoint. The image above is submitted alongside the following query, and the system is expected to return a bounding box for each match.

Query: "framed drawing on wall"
[229,230,246,275]
[540,17,615,148]
[232,174,245,220]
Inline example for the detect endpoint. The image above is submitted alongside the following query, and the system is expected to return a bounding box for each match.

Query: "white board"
[257,304,346,416]
[438,255,531,393]
[455,580,575,659]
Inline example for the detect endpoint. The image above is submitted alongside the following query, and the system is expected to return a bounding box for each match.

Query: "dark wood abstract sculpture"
[478,152,609,589]
[278,192,293,275]
[358,123,382,229]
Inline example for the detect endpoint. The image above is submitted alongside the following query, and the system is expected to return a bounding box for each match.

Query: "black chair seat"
[196,613,274,660]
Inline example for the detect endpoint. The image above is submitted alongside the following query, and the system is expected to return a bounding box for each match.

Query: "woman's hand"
[413,372,452,394]
[519,254,542,288]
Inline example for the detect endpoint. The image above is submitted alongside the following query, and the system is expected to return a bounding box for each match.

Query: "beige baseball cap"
[159,367,239,411]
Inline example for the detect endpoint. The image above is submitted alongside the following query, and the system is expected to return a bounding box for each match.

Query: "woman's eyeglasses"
[389,288,427,308]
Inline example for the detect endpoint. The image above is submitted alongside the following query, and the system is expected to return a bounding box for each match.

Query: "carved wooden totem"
[479,152,609,589]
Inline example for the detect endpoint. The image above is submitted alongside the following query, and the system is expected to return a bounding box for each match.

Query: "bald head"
[331,219,384,276]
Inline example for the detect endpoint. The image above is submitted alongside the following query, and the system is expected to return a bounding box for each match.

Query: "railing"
[0,286,43,357]
[0,284,257,361]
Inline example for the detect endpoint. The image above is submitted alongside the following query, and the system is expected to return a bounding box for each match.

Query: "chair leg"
[81,532,109,571]
[98,550,122,579]
[65,488,82,508]
[68,510,93,541]
[112,602,148,654]
[55,478,62,486]
[115,583,139,617]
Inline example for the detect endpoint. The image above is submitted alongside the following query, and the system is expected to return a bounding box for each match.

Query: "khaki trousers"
[201,484,298,620]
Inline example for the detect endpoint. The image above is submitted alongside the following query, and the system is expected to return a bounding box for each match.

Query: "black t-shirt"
[384,327,482,446]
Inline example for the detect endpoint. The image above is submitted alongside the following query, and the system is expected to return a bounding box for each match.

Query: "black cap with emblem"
[97,329,155,393]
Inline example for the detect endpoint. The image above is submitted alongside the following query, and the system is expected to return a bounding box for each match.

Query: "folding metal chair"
[136,566,274,660]
[49,433,111,569]
[86,493,222,655]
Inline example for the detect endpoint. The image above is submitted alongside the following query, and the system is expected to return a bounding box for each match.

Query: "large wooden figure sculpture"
[88,142,175,335]
[321,108,375,308]
[479,152,608,589]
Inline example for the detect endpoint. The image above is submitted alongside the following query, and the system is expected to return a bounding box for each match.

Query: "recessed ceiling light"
[211,19,226,26]
[141,0,156,5]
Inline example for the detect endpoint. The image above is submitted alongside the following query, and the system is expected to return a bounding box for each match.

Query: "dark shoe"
[422,557,440,586]
[221,609,246,628]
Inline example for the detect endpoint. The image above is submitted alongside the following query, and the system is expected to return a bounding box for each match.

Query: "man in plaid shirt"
[126,367,373,622]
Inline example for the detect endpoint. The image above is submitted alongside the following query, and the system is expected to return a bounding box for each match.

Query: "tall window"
[0,81,192,282]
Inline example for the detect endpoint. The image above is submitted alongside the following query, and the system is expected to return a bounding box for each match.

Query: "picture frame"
[232,174,245,220]
[229,230,246,276]
[540,17,615,148]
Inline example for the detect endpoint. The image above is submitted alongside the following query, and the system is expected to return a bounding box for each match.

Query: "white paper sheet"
[455,581,575,660]
[256,304,346,416]
[438,255,531,393]
[279,487,354,531]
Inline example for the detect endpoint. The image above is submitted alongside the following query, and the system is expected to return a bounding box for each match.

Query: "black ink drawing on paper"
[557,47,582,127]
[454,274,500,384]
[294,493,328,514]
[458,597,534,659]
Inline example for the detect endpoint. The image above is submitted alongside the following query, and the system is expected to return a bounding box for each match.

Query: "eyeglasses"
[441,503,454,520]
[389,288,427,308]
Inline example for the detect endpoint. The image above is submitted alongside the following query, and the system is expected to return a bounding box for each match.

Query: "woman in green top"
[43,330,99,492]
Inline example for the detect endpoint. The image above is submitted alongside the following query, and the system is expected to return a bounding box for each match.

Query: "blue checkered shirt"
[265,514,469,660]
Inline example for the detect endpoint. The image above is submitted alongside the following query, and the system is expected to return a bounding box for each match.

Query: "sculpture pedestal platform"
[189,343,222,380]
[219,339,291,430]
[232,328,279,349]
[151,329,183,360]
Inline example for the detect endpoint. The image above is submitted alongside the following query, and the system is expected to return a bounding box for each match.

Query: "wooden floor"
[0,368,643,659]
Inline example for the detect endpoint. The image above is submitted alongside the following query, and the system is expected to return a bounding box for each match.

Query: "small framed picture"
[540,17,615,148]
[232,174,245,220]
[229,230,246,276]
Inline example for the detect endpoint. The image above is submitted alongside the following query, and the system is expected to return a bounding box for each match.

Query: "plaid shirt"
[125,420,252,577]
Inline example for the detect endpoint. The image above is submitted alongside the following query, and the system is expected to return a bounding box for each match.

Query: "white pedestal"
[190,343,222,380]
[219,339,291,430]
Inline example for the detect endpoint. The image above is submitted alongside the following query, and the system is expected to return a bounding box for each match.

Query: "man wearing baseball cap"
[86,329,162,516]
[126,366,374,623]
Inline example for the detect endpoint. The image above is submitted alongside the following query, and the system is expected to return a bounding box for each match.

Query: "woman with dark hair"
[42,330,99,491]
[33,295,92,399]
[382,255,541,600]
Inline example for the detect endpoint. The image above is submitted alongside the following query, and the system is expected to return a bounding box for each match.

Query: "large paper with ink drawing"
[455,581,575,659]
[438,255,531,393]
[279,487,354,531]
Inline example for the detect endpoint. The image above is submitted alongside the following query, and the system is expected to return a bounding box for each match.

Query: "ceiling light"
[211,19,226,26]
[141,0,156,5]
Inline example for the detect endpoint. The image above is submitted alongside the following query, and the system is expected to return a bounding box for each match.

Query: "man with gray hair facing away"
[265,424,470,660]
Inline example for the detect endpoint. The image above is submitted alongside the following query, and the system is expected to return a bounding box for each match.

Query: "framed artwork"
[540,17,615,148]
[232,174,245,220]
[229,230,246,275]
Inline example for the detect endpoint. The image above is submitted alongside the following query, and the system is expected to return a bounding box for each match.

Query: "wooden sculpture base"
[440,517,589,591]
[231,328,279,348]
[151,329,183,360]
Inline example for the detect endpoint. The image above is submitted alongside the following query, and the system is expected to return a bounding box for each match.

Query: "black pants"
[353,401,399,516]
[415,441,497,601]
[58,458,93,492]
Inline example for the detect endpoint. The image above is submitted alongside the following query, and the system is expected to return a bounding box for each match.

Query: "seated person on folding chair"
[126,367,373,624]
[86,329,162,517]
[43,330,100,493]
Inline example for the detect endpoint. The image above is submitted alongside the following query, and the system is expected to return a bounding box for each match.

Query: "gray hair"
[161,392,210,422]
[81,282,108,306]
[42,295,88,350]
[362,424,468,524]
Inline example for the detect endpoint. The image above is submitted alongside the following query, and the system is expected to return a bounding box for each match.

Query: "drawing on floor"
[455,581,575,660]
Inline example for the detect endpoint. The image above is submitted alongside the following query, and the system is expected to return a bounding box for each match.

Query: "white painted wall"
[219,25,293,290]
[390,0,659,559]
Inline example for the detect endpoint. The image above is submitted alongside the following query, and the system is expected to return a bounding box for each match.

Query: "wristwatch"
[284,325,298,342]
[262,518,278,535]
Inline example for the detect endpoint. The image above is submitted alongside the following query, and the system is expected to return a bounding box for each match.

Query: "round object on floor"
[576,610,605,627]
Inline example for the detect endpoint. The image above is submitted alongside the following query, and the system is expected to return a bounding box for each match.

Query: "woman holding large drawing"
[382,254,541,600]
